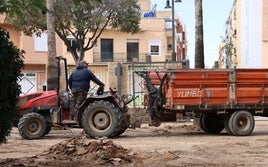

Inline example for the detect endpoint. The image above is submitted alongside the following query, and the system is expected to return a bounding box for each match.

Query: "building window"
[149,40,160,55]
[127,39,139,62]
[34,33,48,52]
[101,39,113,62]
[67,38,80,52]
[18,73,37,95]
[67,35,81,52]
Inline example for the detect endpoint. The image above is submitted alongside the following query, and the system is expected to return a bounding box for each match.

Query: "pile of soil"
[45,135,138,166]
[0,135,140,167]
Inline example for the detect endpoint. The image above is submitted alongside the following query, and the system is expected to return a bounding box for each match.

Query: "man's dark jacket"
[68,65,104,91]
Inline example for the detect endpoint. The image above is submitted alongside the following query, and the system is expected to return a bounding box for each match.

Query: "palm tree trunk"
[46,0,58,90]
[194,0,205,68]
[194,0,205,129]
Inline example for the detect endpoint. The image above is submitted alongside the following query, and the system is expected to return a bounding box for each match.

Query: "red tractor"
[17,56,135,139]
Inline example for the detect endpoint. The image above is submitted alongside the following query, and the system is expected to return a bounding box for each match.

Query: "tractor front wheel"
[18,113,47,140]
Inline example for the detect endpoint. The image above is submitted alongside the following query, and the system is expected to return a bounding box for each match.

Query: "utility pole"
[165,0,182,61]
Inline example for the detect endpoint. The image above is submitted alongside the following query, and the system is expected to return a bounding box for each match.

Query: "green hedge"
[0,28,24,143]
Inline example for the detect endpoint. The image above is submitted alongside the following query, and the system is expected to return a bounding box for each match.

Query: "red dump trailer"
[135,68,268,136]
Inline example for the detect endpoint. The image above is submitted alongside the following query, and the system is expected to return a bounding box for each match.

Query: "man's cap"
[79,60,89,66]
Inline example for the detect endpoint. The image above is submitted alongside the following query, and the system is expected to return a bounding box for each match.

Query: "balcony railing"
[93,52,152,63]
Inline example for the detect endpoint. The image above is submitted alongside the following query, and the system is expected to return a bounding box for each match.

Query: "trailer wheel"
[199,113,206,132]
[82,100,122,138]
[228,111,255,136]
[224,114,232,134]
[18,113,47,139]
[200,113,224,134]
[225,112,239,135]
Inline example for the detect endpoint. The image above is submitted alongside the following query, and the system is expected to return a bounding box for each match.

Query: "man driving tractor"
[68,60,104,120]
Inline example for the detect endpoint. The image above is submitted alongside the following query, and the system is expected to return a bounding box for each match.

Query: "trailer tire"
[224,113,233,135]
[200,113,224,134]
[82,100,122,138]
[228,111,255,136]
[18,113,47,140]
[225,112,239,135]
[199,113,206,132]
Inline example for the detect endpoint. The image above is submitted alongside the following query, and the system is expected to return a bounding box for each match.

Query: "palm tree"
[194,0,204,68]
[46,0,57,90]
[193,0,204,128]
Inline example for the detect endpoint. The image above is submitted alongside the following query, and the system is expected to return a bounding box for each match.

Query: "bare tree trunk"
[194,0,204,68]
[46,0,57,90]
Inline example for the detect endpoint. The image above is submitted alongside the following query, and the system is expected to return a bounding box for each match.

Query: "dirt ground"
[1,119,268,167]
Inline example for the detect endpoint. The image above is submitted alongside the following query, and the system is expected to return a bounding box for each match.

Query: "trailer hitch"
[134,70,168,112]
[122,94,139,106]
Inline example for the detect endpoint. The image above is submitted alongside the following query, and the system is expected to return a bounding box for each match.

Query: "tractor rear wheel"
[116,113,130,136]
[82,100,123,138]
[18,113,47,139]
[43,124,52,136]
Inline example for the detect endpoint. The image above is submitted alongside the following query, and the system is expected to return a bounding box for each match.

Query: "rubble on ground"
[45,135,137,166]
